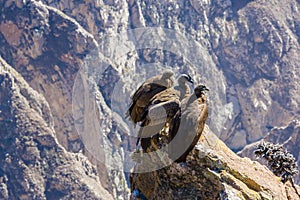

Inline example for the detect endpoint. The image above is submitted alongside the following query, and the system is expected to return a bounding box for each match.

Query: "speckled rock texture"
[28,0,300,161]
[130,126,300,200]
[0,0,300,199]
[20,0,299,152]
[0,57,113,199]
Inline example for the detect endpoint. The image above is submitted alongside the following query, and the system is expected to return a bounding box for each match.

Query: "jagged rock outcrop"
[0,0,132,198]
[0,0,98,149]
[210,0,300,150]
[0,57,113,199]
[130,126,300,200]
[0,0,300,199]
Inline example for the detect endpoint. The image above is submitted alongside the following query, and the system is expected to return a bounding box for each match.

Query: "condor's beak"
[187,74,194,84]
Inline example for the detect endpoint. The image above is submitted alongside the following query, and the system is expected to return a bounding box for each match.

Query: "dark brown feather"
[168,92,208,163]
[126,72,174,126]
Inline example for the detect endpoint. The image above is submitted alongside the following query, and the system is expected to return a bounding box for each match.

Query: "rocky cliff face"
[29,0,300,152]
[0,0,300,199]
[0,57,113,199]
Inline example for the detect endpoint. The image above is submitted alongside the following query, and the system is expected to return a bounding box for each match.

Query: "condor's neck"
[178,82,190,99]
